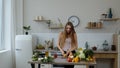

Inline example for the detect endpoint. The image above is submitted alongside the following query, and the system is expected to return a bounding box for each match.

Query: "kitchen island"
[28,56,96,68]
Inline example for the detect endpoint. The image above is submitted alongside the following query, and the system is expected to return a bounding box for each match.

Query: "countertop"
[28,56,96,65]
[34,49,118,54]
[93,50,117,54]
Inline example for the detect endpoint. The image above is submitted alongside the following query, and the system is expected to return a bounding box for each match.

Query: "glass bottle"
[45,50,49,57]
[85,41,89,49]
[108,8,113,18]
[103,40,109,51]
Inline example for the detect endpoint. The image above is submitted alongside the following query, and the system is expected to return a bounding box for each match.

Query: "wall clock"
[68,16,80,27]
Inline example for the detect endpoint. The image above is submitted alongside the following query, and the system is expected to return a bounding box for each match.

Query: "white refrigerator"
[15,35,32,68]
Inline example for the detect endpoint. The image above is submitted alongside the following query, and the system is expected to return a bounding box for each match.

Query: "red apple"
[67,57,72,62]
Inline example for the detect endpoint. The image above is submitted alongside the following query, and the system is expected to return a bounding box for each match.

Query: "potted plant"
[23,25,31,35]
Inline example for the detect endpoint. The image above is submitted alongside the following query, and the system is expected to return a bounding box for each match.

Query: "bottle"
[108,8,113,18]
[85,42,89,49]
[103,40,109,51]
[45,50,49,57]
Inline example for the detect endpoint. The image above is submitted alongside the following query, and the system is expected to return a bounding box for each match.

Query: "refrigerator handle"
[16,49,22,51]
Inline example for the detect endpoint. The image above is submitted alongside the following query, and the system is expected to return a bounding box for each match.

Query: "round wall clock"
[68,16,80,27]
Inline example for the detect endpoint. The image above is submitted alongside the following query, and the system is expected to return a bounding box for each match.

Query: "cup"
[35,16,39,20]
[39,16,43,20]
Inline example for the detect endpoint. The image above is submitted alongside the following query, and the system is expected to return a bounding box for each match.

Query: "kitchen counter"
[93,50,117,54]
[28,57,96,65]
[93,51,118,68]
[32,49,117,68]
[28,56,96,68]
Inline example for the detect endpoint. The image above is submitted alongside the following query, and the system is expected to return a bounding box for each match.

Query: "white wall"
[32,33,113,50]
[18,0,120,34]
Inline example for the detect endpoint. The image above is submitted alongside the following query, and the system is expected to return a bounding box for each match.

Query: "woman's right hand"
[61,51,65,56]
[62,53,67,58]
[61,51,67,58]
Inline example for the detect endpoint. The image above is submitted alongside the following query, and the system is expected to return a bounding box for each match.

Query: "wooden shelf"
[49,26,63,29]
[85,27,102,29]
[100,18,120,21]
[33,20,50,23]
[34,19,63,29]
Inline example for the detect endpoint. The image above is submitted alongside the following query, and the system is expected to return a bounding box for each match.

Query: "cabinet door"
[74,65,86,68]
[41,64,52,68]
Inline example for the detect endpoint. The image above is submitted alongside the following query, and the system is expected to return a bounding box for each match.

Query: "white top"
[62,37,71,51]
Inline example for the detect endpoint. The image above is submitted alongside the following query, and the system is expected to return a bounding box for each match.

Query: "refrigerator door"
[15,35,32,68]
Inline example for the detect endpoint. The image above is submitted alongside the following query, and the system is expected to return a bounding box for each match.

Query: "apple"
[67,57,72,62]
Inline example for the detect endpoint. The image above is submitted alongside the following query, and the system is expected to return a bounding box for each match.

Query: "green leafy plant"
[83,49,94,58]
[23,26,31,30]
[32,52,39,61]
[23,25,31,35]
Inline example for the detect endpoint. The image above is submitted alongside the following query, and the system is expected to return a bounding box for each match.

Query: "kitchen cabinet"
[94,51,118,68]
[41,64,52,68]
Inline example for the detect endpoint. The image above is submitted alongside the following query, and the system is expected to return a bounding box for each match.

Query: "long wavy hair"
[60,22,76,48]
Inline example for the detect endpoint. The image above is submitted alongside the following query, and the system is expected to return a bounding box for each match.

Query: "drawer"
[74,65,86,68]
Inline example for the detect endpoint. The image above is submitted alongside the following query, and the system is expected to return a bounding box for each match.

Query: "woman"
[57,22,78,68]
